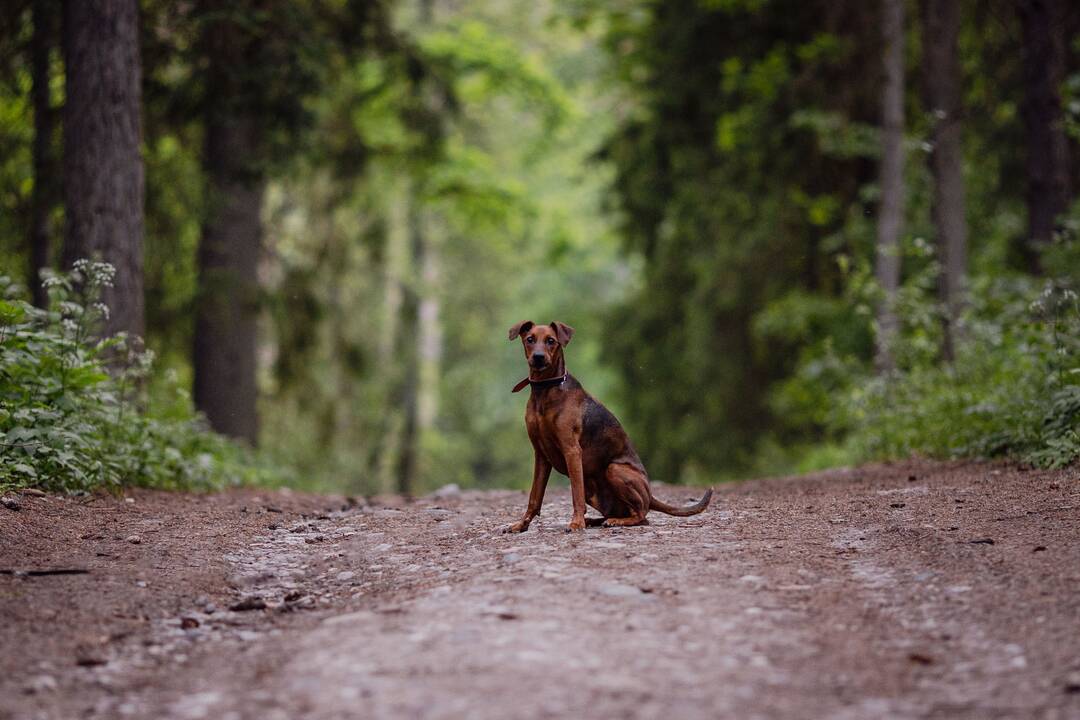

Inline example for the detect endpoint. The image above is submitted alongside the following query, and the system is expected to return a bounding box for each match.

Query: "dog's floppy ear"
[549,321,575,346]
[508,320,535,341]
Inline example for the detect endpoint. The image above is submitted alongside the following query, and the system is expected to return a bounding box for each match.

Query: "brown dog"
[505,320,712,533]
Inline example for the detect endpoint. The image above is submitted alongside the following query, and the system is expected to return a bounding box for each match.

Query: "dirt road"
[3,461,1079,719]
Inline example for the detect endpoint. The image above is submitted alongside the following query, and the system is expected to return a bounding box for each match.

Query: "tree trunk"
[875,0,905,373]
[395,265,419,496]
[922,0,967,362]
[29,0,56,309]
[192,18,263,446]
[391,0,442,495]
[1018,0,1070,274]
[61,0,144,337]
[376,176,409,494]
[416,214,442,433]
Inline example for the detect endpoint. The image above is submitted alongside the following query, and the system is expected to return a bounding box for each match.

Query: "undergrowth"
[0,261,290,493]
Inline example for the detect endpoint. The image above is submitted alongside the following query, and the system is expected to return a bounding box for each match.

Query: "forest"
[1,0,1078,496]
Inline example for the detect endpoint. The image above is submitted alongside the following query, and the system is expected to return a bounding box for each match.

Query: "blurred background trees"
[1,0,1078,494]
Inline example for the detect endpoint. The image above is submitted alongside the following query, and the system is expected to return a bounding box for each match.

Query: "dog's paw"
[565,518,586,533]
[504,521,529,534]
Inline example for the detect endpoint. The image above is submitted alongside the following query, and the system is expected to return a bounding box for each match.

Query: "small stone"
[908,652,934,665]
[598,583,645,598]
[180,617,200,629]
[135,580,148,588]
[24,674,58,694]
[336,571,355,582]
[126,535,142,544]
[501,552,521,564]
[21,488,46,497]
[432,483,461,499]
[1,495,21,511]
[75,655,107,668]
[229,596,267,612]
[124,498,135,504]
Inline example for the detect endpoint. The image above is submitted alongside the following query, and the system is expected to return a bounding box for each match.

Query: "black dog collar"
[511,375,566,393]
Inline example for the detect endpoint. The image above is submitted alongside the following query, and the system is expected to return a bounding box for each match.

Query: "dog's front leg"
[565,445,586,532]
[505,452,552,533]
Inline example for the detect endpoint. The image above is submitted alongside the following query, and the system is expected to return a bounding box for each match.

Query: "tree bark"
[29,0,56,309]
[1018,0,1070,273]
[922,0,967,362]
[61,0,145,337]
[192,17,263,445]
[875,0,905,373]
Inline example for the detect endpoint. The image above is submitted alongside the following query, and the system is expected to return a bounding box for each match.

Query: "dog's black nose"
[531,353,546,366]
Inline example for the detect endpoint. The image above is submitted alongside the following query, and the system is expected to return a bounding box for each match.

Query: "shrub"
[0,261,289,493]
[840,276,1080,469]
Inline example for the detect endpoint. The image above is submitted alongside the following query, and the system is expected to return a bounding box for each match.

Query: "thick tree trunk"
[1018,0,1070,273]
[376,178,408,494]
[922,0,967,362]
[29,0,56,309]
[875,0,905,373]
[192,20,263,445]
[61,0,145,337]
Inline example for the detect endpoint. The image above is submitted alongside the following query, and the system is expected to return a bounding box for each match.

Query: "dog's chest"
[525,410,569,473]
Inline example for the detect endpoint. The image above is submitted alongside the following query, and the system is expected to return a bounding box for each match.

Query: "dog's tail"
[650,488,713,517]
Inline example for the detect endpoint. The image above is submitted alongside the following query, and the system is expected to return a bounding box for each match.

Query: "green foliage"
[1,0,1075,498]
[0,262,287,493]
[837,277,1080,469]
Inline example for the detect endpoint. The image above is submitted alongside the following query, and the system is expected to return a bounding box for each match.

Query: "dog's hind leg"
[599,463,650,527]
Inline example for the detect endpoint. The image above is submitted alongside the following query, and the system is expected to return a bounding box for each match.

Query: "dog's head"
[508,320,574,372]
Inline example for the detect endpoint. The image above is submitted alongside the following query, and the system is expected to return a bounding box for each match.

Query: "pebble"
[126,535,142,544]
[229,596,267,612]
[598,583,645,598]
[23,674,57,694]
[432,483,461,499]
[21,488,46,497]
[336,571,355,582]
[1,495,21,511]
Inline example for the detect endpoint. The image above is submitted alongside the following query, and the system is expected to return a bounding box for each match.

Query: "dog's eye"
[546,337,556,346]
[526,336,535,344]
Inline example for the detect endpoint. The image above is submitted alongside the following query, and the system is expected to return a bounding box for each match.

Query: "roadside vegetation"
[0,261,287,493]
